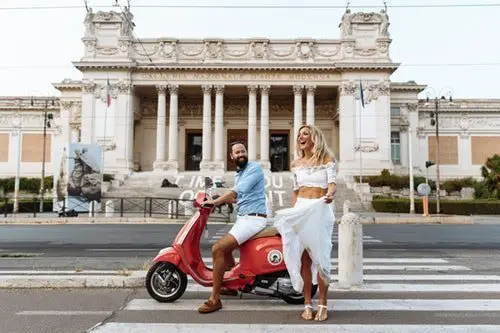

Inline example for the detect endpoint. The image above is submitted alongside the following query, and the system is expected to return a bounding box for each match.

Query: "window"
[390,107,400,117]
[391,131,401,164]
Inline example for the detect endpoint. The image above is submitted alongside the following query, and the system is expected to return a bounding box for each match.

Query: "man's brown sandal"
[197,299,222,313]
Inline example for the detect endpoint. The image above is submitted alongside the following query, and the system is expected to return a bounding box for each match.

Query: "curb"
[0,271,146,289]
[362,216,473,225]
[0,215,475,225]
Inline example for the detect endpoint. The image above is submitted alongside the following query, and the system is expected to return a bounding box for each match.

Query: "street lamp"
[31,96,55,213]
[11,112,22,214]
[424,87,453,215]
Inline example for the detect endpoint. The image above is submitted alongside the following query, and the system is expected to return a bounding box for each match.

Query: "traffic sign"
[417,183,431,196]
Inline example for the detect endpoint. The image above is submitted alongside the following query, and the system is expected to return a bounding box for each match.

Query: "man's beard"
[235,156,248,168]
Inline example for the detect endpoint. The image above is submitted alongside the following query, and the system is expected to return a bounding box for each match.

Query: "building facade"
[0,8,499,183]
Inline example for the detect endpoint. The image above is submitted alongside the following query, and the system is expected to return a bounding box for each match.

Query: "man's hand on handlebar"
[201,200,217,207]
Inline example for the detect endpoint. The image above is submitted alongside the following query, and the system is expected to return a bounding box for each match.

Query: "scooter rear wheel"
[281,284,318,305]
[146,262,188,303]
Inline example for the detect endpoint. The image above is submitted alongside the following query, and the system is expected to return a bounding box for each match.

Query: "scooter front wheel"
[146,262,187,303]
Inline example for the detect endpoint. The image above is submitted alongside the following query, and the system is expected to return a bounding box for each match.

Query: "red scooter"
[146,178,317,304]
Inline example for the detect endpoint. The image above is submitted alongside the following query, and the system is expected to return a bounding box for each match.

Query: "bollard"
[343,199,351,215]
[338,212,363,288]
[105,200,114,217]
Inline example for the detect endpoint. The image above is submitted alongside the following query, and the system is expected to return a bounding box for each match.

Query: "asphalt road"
[2,288,500,333]
[1,224,500,250]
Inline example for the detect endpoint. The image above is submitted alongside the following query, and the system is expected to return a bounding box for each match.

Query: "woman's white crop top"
[292,162,337,190]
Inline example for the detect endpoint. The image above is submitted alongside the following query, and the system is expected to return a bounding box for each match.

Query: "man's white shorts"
[228,215,267,245]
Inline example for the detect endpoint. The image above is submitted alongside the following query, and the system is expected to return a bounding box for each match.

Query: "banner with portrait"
[65,143,103,212]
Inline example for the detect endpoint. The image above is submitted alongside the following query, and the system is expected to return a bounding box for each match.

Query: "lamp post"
[11,112,22,213]
[424,87,453,215]
[31,96,55,213]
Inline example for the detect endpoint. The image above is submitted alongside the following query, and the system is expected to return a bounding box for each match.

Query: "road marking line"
[179,283,500,293]
[17,310,112,316]
[87,323,500,333]
[184,274,500,282]
[85,249,157,252]
[124,298,500,311]
[196,258,451,264]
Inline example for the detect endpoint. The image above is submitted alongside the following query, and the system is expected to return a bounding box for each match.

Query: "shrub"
[372,197,500,215]
[0,176,53,194]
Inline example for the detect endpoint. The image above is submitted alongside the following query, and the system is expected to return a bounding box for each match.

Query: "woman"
[273,124,337,322]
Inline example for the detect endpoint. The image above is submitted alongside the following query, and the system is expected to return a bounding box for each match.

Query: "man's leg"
[225,250,236,271]
[198,233,238,313]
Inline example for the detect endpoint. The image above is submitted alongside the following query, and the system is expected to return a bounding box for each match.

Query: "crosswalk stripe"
[186,274,500,282]
[174,283,500,293]
[196,257,451,264]
[88,323,500,333]
[123,298,500,311]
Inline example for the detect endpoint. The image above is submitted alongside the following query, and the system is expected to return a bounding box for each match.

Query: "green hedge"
[0,199,53,213]
[356,169,436,191]
[0,176,53,194]
[372,197,500,215]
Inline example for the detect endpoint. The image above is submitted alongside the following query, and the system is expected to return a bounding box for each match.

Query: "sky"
[0,0,499,99]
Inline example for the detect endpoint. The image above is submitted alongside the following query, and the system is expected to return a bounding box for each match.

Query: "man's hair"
[229,141,246,152]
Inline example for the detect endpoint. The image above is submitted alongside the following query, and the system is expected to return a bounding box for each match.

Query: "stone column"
[200,85,213,171]
[115,81,134,172]
[407,103,419,166]
[375,80,392,167]
[293,85,303,158]
[59,101,72,143]
[399,128,408,168]
[306,85,316,126]
[70,102,81,142]
[248,85,258,161]
[338,81,357,167]
[213,85,225,170]
[459,132,471,170]
[80,81,96,144]
[260,85,271,170]
[153,85,167,170]
[166,85,179,172]
[71,126,80,142]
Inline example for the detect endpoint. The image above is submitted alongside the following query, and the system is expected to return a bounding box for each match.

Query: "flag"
[359,80,365,108]
[105,78,111,107]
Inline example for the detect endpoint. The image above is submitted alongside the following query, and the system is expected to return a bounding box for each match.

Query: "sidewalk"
[0,211,491,224]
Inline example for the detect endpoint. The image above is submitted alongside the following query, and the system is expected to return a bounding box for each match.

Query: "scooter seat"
[250,227,280,240]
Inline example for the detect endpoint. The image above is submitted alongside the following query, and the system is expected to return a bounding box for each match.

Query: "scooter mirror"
[204,177,214,189]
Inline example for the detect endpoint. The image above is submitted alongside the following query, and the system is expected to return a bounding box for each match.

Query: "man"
[198,142,267,314]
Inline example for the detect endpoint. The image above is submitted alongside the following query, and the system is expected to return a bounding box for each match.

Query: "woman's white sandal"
[301,304,314,321]
[314,305,328,321]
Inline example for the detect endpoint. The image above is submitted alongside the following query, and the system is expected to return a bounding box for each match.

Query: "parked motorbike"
[146,177,317,304]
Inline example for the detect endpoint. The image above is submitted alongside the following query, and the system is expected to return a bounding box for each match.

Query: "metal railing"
[0,195,232,223]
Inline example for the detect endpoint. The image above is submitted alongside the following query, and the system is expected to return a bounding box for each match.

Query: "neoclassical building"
[0,8,499,184]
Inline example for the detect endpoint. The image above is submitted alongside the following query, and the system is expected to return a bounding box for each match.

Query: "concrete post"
[105,200,114,217]
[343,200,351,215]
[338,212,363,288]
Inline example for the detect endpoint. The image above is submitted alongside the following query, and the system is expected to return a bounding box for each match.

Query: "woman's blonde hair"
[296,124,335,165]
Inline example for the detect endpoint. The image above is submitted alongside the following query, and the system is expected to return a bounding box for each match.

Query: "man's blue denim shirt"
[232,161,267,216]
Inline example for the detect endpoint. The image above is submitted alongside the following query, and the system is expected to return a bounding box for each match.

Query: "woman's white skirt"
[273,197,335,293]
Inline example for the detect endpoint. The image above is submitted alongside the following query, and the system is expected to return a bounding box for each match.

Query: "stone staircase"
[102,171,368,218]
[333,182,369,213]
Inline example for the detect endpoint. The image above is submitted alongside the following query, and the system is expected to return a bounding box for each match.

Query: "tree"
[480,154,500,199]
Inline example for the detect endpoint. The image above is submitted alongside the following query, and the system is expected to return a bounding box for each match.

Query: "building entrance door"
[226,129,247,171]
[270,132,290,172]
[185,131,202,171]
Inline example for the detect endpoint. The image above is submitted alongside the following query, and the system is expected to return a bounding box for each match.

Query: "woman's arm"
[290,160,299,207]
[324,156,337,203]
